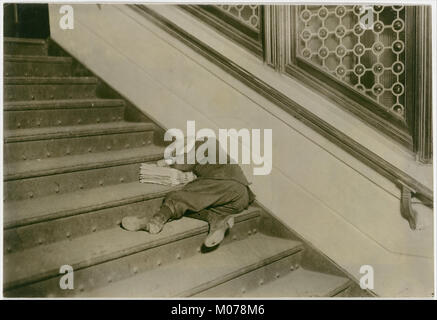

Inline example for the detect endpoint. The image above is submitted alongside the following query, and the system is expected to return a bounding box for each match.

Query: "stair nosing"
[4,76,98,85]
[81,234,303,298]
[4,182,181,229]
[3,208,262,291]
[4,222,207,290]
[4,55,72,63]
[5,122,156,143]
[4,99,125,111]
[241,268,352,298]
[328,279,353,297]
[4,146,165,181]
[181,247,303,297]
[4,37,47,45]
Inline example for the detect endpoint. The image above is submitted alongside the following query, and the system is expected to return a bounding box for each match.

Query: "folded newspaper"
[139,163,197,186]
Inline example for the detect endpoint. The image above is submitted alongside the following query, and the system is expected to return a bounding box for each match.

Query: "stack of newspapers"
[139,163,197,186]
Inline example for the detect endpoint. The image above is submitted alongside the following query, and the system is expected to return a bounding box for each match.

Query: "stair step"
[4,181,174,228]
[5,121,154,142]
[4,122,156,162]
[4,182,178,252]
[4,37,48,56]
[3,99,125,129]
[4,77,98,101]
[81,233,302,298]
[5,144,165,180]
[4,145,165,201]
[4,55,73,77]
[242,269,351,297]
[4,208,262,296]
[4,99,125,111]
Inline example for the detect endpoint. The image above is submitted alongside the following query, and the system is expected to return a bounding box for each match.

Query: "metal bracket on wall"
[399,181,418,230]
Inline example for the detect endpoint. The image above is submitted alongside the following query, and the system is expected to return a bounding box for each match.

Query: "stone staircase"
[3,37,368,298]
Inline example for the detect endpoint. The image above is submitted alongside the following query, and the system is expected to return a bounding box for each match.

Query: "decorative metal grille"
[297,5,406,118]
[216,4,261,30]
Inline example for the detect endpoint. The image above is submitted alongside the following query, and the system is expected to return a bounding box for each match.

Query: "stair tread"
[4,76,98,84]
[4,207,261,290]
[4,181,177,228]
[4,99,125,110]
[4,55,72,63]
[81,233,302,297]
[243,268,351,297]
[5,121,156,142]
[4,37,46,45]
[5,144,165,180]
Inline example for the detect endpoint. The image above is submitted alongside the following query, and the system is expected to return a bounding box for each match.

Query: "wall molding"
[263,5,286,72]
[283,63,413,149]
[181,5,264,59]
[414,6,433,163]
[129,4,433,204]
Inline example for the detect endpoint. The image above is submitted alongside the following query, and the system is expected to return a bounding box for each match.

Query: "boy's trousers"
[162,178,254,224]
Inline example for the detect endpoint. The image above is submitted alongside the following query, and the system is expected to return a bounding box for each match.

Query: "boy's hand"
[157,159,173,167]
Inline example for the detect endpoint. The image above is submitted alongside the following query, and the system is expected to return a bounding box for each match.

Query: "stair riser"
[331,285,354,297]
[193,250,303,297]
[4,60,72,77]
[5,131,154,162]
[4,162,155,201]
[5,197,165,253]
[4,83,97,101]
[4,216,261,297]
[4,42,48,56]
[4,106,125,130]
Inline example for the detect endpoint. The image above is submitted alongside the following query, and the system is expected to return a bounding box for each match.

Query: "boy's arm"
[156,159,196,172]
[170,163,196,172]
[157,138,225,171]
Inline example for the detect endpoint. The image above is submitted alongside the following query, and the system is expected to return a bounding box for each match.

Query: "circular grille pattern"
[216,5,260,30]
[297,5,406,118]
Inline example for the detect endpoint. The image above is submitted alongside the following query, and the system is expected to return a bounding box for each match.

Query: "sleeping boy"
[121,137,255,248]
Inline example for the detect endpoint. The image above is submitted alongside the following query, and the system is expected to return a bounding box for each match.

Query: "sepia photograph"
[0,0,435,303]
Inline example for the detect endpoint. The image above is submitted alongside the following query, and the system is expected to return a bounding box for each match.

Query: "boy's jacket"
[170,138,251,187]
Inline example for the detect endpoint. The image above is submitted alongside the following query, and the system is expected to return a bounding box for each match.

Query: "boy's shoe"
[122,206,172,234]
[121,216,148,231]
[204,216,235,248]
[121,214,166,234]
[146,214,167,234]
